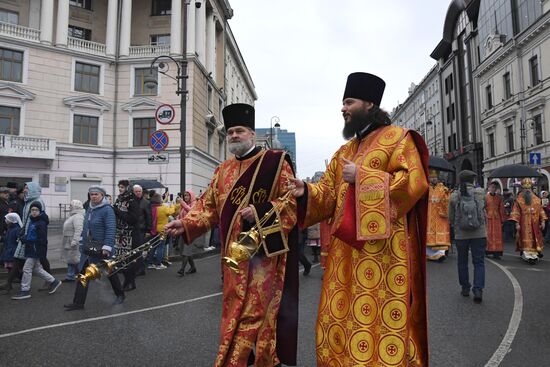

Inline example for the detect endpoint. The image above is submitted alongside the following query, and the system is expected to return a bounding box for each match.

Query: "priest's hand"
[288,178,305,198]
[240,205,255,223]
[541,222,546,231]
[515,223,520,231]
[165,219,185,236]
[342,158,356,183]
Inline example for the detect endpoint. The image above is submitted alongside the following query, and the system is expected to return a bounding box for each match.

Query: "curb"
[0,248,221,279]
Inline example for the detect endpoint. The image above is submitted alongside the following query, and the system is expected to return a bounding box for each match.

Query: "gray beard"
[228,140,254,156]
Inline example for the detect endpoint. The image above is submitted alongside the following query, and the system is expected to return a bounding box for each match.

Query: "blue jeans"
[456,238,486,292]
[66,263,79,280]
[147,239,166,265]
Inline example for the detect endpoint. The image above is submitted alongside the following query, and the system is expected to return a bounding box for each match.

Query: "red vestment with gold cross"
[180,149,297,367]
[298,125,429,366]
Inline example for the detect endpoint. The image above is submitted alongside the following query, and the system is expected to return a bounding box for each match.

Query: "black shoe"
[177,268,185,276]
[437,255,447,263]
[493,255,501,260]
[473,290,483,303]
[461,288,470,297]
[186,268,197,274]
[303,263,311,276]
[63,278,76,282]
[123,283,136,292]
[64,303,84,311]
[137,270,146,276]
[114,295,125,304]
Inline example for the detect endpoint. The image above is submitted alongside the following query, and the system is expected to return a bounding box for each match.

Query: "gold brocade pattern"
[510,192,547,254]
[426,183,450,249]
[485,194,506,253]
[303,126,429,366]
[181,152,297,367]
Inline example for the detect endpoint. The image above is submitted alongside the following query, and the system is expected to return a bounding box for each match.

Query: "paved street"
[0,240,549,366]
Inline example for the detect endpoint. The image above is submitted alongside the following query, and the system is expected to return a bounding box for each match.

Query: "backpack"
[456,191,483,230]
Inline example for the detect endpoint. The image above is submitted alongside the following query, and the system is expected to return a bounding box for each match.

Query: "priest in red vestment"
[165,103,299,367]
[291,72,430,366]
[485,181,506,259]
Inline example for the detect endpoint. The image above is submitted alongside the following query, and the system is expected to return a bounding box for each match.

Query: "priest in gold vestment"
[165,104,299,367]
[510,178,547,264]
[426,169,451,261]
[292,73,430,366]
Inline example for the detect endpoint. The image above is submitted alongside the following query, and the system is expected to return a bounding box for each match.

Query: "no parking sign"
[149,129,169,152]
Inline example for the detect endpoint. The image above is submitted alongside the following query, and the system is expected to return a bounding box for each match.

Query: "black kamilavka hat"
[343,72,386,106]
[222,103,255,131]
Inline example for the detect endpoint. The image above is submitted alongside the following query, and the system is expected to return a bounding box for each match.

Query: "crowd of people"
[1,71,548,366]
[0,180,219,307]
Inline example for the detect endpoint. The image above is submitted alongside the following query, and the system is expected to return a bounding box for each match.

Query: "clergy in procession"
[510,178,547,264]
[485,181,506,259]
[290,72,430,366]
[426,168,451,262]
[164,103,299,367]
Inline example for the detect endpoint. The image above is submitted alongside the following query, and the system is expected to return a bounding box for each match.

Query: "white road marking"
[484,259,524,367]
[0,292,222,339]
[1,258,322,339]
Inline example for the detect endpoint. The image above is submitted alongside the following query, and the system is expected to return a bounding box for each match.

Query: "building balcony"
[128,44,171,58]
[0,21,41,42]
[67,36,106,56]
[0,134,56,160]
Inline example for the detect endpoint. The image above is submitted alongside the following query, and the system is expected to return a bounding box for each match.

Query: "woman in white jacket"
[62,200,84,282]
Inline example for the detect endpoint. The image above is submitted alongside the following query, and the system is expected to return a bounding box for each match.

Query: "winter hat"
[343,72,386,106]
[70,199,84,210]
[457,170,477,184]
[5,212,23,227]
[30,201,42,211]
[88,185,107,196]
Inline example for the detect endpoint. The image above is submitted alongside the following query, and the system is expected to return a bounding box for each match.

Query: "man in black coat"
[113,180,141,291]
[133,184,152,273]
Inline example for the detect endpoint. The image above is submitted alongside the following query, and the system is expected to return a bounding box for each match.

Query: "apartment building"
[0,0,256,217]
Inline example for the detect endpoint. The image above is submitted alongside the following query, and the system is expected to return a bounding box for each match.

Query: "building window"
[150,34,170,46]
[0,106,20,135]
[73,115,98,145]
[507,125,514,152]
[0,47,23,82]
[151,0,171,15]
[488,132,495,158]
[68,25,92,40]
[533,114,543,146]
[529,56,539,87]
[207,128,214,155]
[219,136,226,160]
[135,67,157,96]
[486,85,493,109]
[75,62,100,94]
[452,133,457,151]
[133,117,156,147]
[503,72,511,100]
[70,0,92,10]
[207,84,213,112]
[451,103,455,120]
[0,9,19,24]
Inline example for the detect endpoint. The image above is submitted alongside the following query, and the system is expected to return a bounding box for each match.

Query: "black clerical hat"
[343,72,386,106]
[222,103,255,131]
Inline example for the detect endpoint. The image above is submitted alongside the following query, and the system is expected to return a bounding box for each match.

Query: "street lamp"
[270,116,280,148]
[144,3,191,196]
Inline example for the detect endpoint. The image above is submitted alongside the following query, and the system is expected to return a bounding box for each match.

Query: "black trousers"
[73,259,124,305]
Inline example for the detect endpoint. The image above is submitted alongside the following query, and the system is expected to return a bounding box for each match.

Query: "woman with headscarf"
[177,190,197,276]
[64,186,123,310]
[61,200,85,282]
[0,213,22,292]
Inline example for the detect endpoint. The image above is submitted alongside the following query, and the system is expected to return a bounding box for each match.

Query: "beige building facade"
[0,0,256,217]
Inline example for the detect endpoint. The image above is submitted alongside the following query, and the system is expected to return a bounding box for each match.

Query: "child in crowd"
[11,201,61,300]
[0,213,22,292]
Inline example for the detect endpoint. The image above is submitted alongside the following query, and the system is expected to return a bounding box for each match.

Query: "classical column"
[119,0,132,56]
[186,0,196,56]
[55,0,69,47]
[106,0,119,56]
[195,1,206,65]
[39,0,54,44]
[170,0,182,55]
[205,11,215,77]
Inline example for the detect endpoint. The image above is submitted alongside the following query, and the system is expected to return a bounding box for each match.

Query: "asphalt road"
[0,241,549,367]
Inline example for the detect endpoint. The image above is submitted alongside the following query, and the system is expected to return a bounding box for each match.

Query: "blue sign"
[149,130,169,152]
[529,152,541,165]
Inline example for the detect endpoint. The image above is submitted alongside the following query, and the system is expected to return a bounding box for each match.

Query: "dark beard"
[342,109,369,140]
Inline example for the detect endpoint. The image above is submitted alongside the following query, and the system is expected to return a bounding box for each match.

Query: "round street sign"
[149,129,169,152]
[155,104,175,125]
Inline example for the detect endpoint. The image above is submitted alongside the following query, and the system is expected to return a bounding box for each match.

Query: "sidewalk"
[1,226,219,277]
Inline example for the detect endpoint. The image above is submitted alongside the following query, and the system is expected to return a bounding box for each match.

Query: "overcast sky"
[227,0,451,178]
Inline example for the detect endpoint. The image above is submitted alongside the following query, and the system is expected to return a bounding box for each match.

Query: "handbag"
[82,231,105,258]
